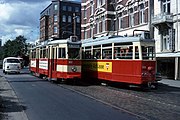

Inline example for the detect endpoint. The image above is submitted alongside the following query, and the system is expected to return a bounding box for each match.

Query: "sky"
[0,0,80,45]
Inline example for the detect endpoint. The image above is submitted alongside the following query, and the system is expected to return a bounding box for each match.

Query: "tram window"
[68,48,80,59]
[40,48,47,58]
[31,50,36,59]
[135,46,139,59]
[93,49,101,59]
[142,46,155,60]
[36,49,39,58]
[114,47,120,59]
[125,47,133,59]
[58,48,66,58]
[114,46,132,59]
[102,48,112,59]
[33,51,36,58]
[43,49,46,58]
[84,51,91,59]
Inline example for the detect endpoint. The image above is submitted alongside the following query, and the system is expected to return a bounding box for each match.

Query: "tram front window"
[142,46,155,60]
[68,48,80,59]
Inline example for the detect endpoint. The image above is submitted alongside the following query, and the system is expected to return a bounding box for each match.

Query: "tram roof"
[48,39,81,45]
[30,39,81,49]
[82,35,154,47]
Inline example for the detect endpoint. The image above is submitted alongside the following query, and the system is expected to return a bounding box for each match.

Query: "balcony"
[152,13,173,25]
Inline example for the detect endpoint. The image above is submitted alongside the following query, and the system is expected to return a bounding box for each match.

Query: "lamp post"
[110,0,119,36]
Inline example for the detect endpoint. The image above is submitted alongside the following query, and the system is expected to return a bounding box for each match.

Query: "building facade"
[81,0,154,40]
[152,0,180,80]
[40,0,81,42]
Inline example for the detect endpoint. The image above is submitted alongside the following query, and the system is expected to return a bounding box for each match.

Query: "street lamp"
[110,0,119,36]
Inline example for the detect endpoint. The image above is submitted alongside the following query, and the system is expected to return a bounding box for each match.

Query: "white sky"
[0,0,80,45]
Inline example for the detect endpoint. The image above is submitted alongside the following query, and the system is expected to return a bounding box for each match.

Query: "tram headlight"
[71,66,77,72]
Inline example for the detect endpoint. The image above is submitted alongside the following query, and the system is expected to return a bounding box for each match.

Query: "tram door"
[49,46,57,79]
[36,48,39,74]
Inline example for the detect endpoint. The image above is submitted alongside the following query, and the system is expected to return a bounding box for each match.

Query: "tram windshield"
[68,48,80,59]
[142,46,155,60]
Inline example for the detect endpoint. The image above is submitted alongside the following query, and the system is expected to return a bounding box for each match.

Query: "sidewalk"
[159,79,180,88]
[0,76,28,120]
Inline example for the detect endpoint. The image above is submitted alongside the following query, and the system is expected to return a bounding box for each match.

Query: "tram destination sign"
[68,44,80,48]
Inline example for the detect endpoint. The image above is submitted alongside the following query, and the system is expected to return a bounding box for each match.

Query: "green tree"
[3,35,27,58]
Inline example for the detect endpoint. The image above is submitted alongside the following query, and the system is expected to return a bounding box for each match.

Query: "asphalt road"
[0,68,139,120]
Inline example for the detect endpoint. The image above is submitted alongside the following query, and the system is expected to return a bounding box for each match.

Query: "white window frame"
[162,0,171,14]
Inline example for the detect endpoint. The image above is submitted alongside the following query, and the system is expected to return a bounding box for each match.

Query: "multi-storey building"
[81,0,154,40]
[40,0,81,42]
[152,0,180,80]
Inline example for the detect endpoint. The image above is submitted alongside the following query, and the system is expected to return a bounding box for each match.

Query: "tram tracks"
[56,80,180,120]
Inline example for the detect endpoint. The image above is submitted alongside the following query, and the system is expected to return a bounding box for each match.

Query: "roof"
[82,35,154,47]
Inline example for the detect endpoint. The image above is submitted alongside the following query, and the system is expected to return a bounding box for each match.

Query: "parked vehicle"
[156,72,162,81]
[17,57,24,68]
[3,57,21,74]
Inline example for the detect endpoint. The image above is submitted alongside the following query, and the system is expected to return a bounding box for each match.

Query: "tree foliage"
[0,35,28,59]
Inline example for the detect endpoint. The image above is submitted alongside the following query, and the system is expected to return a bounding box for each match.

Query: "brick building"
[81,0,154,40]
[40,0,81,42]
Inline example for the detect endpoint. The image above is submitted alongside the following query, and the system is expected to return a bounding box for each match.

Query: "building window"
[96,19,99,33]
[68,16,72,23]
[62,6,66,11]
[102,0,105,5]
[129,8,134,27]
[90,25,93,38]
[129,14,134,27]
[102,16,105,32]
[84,6,87,18]
[90,2,94,16]
[162,0,171,14]
[76,16,80,23]
[54,4,58,11]
[68,6,72,11]
[162,28,170,51]
[54,26,58,33]
[54,15,58,22]
[139,10,144,24]
[62,15,66,22]
[84,27,87,39]
[75,7,79,12]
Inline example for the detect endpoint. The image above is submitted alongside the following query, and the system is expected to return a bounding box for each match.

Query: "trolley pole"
[73,13,76,36]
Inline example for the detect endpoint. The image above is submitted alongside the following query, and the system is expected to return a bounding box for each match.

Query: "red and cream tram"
[81,35,156,87]
[30,38,81,81]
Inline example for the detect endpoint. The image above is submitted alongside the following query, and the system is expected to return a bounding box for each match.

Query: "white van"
[3,57,21,74]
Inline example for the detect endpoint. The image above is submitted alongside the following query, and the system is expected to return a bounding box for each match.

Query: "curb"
[0,76,29,120]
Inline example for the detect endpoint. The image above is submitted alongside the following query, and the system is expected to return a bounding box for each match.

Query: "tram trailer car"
[82,35,156,88]
[30,38,81,81]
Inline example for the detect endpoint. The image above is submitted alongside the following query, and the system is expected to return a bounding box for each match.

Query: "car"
[3,57,21,74]
[156,72,162,81]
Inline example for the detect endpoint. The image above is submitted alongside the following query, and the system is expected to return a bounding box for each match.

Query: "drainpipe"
[149,0,154,39]
[175,0,179,80]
